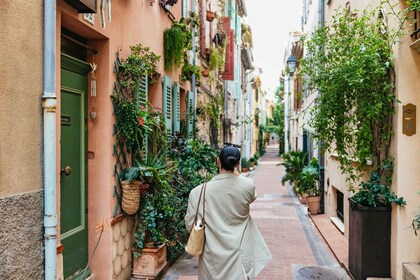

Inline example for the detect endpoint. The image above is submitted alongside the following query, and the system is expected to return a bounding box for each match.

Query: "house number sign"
[403,103,416,136]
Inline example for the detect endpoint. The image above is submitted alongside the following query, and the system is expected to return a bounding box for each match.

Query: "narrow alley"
[162,143,350,280]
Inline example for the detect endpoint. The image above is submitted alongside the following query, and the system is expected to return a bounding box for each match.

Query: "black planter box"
[348,198,391,280]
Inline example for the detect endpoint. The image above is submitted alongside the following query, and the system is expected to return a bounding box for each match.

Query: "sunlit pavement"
[161,143,350,280]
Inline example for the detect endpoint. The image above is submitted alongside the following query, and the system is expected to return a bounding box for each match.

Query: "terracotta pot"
[307,195,321,215]
[132,244,167,279]
[201,70,209,77]
[241,167,248,173]
[206,10,216,22]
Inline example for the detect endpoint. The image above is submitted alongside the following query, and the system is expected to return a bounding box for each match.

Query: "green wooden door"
[60,54,89,279]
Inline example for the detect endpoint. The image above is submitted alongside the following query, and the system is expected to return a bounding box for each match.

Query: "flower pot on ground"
[132,244,167,279]
[297,158,320,215]
[348,159,406,280]
[249,157,255,167]
[307,195,321,215]
[348,198,391,280]
[121,180,142,215]
[206,10,216,22]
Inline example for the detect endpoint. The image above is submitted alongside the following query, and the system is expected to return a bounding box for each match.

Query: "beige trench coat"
[185,173,272,280]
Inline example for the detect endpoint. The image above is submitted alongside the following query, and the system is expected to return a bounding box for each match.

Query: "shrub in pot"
[280,150,306,191]
[297,158,320,214]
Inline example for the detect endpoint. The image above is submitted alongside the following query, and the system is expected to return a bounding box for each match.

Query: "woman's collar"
[211,173,236,181]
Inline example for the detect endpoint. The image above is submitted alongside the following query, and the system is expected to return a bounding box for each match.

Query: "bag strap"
[193,183,207,226]
[202,183,207,225]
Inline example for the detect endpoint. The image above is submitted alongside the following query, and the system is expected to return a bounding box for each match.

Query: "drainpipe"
[191,0,197,131]
[43,0,57,279]
[318,0,325,213]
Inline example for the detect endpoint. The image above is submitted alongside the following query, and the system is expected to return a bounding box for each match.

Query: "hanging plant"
[181,63,201,81]
[163,21,192,71]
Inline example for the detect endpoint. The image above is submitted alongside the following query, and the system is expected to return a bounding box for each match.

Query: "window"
[336,190,344,222]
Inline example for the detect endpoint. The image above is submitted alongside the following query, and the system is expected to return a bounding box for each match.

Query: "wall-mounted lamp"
[286,54,298,76]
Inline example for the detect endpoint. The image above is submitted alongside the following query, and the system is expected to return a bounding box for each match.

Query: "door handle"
[61,166,72,176]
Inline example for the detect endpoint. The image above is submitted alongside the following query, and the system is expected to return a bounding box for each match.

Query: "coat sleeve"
[184,189,197,233]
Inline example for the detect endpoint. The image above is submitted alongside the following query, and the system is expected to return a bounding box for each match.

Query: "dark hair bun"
[219,146,241,171]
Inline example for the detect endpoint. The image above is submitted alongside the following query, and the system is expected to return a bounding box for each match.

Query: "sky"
[244,1,302,95]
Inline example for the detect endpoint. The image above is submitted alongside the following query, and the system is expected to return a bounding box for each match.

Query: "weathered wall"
[57,0,189,278]
[0,1,44,279]
[0,0,43,196]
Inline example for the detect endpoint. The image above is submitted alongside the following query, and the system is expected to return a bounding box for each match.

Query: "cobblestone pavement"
[161,143,350,280]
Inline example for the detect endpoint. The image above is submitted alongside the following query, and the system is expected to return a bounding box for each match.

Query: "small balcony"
[410,10,420,53]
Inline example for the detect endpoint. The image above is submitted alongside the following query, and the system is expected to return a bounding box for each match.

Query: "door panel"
[60,54,89,279]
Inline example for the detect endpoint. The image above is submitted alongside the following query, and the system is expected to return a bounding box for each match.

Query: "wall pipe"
[42,0,57,279]
[318,0,326,213]
[191,0,197,128]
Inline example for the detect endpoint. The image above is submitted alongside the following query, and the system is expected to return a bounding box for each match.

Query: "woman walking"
[185,146,272,280]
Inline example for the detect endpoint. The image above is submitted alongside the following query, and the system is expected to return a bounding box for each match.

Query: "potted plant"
[206,10,216,22]
[130,152,176,279]
[241,157,249,172]
[201,69,209,77]
[298,158,320,215]
[280,150,306,193]
[249,157,255,167]
[181,63,201,82]
[348,158,406,280]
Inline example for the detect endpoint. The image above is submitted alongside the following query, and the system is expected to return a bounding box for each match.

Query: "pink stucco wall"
[56,0,191,278]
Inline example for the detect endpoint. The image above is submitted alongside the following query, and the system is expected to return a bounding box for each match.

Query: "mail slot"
[403,103,416,136]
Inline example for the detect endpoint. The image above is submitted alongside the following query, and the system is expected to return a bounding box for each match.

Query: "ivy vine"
[300,7,397,186]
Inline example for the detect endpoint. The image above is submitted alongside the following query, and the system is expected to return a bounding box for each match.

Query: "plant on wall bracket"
[299,5,405,206]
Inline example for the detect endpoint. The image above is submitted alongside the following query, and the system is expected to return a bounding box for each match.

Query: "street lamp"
[286,54,297,76]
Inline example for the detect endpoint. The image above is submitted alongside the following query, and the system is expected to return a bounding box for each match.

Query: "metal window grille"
[411,10,420,41]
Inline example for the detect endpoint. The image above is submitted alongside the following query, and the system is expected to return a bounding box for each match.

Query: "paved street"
[162,143,350,280]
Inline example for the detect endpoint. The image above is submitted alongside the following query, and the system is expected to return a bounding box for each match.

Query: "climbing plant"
[300,6,397,186]
[163,20,192,71]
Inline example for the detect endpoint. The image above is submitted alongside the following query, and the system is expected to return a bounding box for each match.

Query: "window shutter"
[200,0,206,57]
[135,75,148,160]
[187,91,194,138]
[182,0,188,18]
[222,29,235,80]
[162,75,173,133]
[173,82,181,133]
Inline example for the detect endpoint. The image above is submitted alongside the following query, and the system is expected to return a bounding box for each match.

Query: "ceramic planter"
[348,198,391,280]
[206,11,216,22]
[306,195,320,215]
[132,244,167,279]
[201,70,209,77]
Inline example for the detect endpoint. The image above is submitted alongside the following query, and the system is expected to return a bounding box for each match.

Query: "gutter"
[42,0,57,279]
[191,0,197,132]
[318,0,325,214]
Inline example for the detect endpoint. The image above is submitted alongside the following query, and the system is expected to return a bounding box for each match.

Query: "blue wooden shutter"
[187,91,194,138]
[138,75,148,160]
[173,82,181,133]
[162,75,173,133]
[182,0,188,18]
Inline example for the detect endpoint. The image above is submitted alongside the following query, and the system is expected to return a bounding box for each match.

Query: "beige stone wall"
[0,0,43,196]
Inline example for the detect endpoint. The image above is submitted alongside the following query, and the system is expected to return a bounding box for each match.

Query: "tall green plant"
[163,20,192,71]
[300,7,397,186]
[280,151,307,188]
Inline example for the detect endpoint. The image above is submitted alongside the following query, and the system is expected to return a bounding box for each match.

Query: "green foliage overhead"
[300,7,397,185]
[163,20,192,71]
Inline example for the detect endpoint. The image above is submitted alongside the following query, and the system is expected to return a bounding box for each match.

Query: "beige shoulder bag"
[185,183,207,256]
